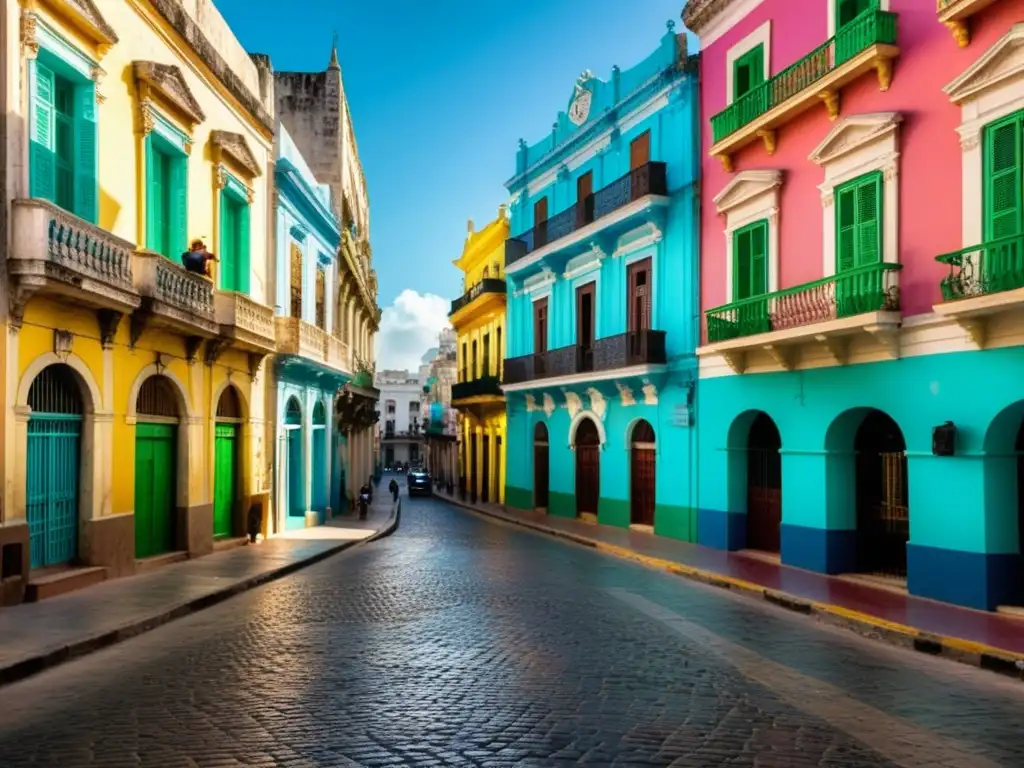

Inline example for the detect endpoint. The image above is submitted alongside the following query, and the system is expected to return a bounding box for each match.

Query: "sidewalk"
[0,496,399,688]
[438,490,1024,678]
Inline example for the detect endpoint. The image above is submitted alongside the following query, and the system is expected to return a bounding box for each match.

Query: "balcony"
[452,376,503,403]
[133,250,217,339]
[699,262,902,373]
[214,292,276,355]
[709,10,899,170]
[275,316,326,358]
[382,429,423,442]
[326,334,352,372]
[933,234,1024,347]
[937,0,1003,47]
[8,199,141,318]
[502,330,667,388]
[505,162,668,273]
[449,277,506,322]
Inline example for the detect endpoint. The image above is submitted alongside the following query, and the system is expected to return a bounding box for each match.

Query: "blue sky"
[217,0,691,369]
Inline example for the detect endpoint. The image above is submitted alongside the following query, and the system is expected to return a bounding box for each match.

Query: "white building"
[376,369,424,468]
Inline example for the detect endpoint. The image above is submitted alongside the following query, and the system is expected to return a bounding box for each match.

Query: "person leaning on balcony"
[182,239,217,278]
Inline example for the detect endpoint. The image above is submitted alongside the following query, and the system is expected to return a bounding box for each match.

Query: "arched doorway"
[747,413,782,552]
[26,364,84,569]
[630,420,656,526]
[534,422,549,511]
[574,417,600,517]
[135,376,180,558]
[855,410,909,578]
[213,386,242,540]
[312,399,327,521]
[285,397,305,525]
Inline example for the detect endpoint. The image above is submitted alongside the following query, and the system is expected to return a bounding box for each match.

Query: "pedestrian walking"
[389,477,399,503]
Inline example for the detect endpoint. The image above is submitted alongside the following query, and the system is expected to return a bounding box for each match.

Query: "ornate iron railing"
[503,330,667,385]
[936,234,1024,302]
[507,162,668,265]
[710,9,898,143]
[449,278,506,316]
[704,262,902,344]
[452,377,502,401]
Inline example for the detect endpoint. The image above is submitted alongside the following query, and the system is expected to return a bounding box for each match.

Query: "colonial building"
[376,369,423,468]
[269,118,349,531]
[0,0,277,603]
[423,328,458,485]
[501,23,700,539]
[687,0,1023,610]
[274,47,379,510]
[450,209,509,504]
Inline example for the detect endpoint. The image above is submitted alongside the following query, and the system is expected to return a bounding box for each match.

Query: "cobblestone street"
[1,492,1022,767]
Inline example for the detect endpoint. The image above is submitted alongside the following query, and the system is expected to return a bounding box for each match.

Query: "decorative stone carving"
[21,12,39,59]
[53,330,74,361]
[641,381,658,405]
[542,393,555,418]
[564,390,582,419]
[615,381,635,406]
[586,388,606,421]
[960,132,981,152]
[139,100,155,135]
[133,61,206,129]
[210,130,262,179]
[525,394,538,412]
[809,112,903,167]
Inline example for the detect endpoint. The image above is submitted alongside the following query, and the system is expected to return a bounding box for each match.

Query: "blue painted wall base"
[907,544,1022,612]
[697,509,745,551]
[781,524,857,575]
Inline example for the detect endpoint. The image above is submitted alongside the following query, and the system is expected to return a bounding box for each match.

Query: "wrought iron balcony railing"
[507,162,668,266]
[503,330,667,385]
[704,262,902,344]
[449,278,506,316]
[937,234,1024,302]
[710,9,898,144]
[452,376,503,401]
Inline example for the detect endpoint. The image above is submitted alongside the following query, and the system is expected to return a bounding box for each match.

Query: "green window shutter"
[238,201,251,295]
[749,221,767,295]
[169,156,188,258]
[733,227,752,300]
[73,82,98,223]
[836,185,857,272]
[733,45,764,100]
[219,189,236,290]
[984,113,1023,241]
[146,139,166,255]
[837,0,870,29]
[29,61,56,202]
[854,173,882,266]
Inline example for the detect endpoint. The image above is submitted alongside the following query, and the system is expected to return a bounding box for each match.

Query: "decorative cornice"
[22,0,118,55]
[681,0,734,34]
[210,130,261,178]
[133,60,205,129]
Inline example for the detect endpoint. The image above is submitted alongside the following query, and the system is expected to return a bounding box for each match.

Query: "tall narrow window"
[577,283,595,347]
[496,326,503,379]
[835,172,882,272]
[733,220,768,299]
[472,339,478,380]
[533,298,548,355]
[836,0,872,30]
[315,267,326,329]
[461,342,468,381]
[290,243,303,317]
[534,197,549,247]
[733,45,765,101]
[482,334,491,377]
[630,131,650,170]
[219,184,251,293]
[983,111,1023,241]
[576,171,594,227]
[628,257,653,331]
[146,136,187,259]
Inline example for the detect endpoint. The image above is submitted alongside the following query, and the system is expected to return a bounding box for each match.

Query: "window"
[496,326,502,379]
[472,340,478,379]
[315,266,326,329]
[733,220,768,299]
[146,135,187,259]
[289,243,303,317]
[630,131,651,170]
[482,333,490,377]
[733,45,765,100]
[983,111,1023,241]
[219,186,251,293]
[628,257,653,331]
[29,60,97,222]
[533,298,548,354]
[836,0,873,30]
[576,171,594,227]
[461,342,467,381]
[835,172,882,271]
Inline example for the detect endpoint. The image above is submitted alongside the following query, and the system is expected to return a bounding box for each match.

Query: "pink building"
[687,0,1024,612]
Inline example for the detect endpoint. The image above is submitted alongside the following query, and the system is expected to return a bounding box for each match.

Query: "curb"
[442,495,1024,681]
[0,500,401,689]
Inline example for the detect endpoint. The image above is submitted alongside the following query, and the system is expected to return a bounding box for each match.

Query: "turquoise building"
[502,22,700,540]
[271,123,350,531]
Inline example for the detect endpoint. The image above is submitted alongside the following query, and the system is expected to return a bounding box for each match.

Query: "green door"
[27,414,82,568]
[213,423,237,539]
[288,426,305,518]
[135,422,176,558]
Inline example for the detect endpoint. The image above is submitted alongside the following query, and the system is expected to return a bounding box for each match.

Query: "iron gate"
[857,450,909,578]
[747,448,782,552]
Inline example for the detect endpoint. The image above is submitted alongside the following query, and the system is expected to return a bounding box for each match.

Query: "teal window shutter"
[219,188,236,290]
[983,112,1023,241]
[73,82,98,223]
[169,156,188,258]
[146,138,166,254]
[238,201,251,295]
[30,61,56,203]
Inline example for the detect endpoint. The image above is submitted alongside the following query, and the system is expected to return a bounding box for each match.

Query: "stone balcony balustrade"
[131,250,218,345]
[326,334,352,373]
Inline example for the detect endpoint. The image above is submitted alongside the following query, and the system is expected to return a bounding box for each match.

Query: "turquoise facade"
[699,348,1024,611]
[502,22,701,541]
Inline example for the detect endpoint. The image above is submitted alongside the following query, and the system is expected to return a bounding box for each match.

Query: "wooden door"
[213,423,237,539]
[534,423,549,510]
[630,421,656,526]
[533,298,548,354]
[630,131,650,170]
[135,423,176,558]
[534,197,549,248]
[576,171,593,227]
[574,419,600,516]
[576,283,595,371]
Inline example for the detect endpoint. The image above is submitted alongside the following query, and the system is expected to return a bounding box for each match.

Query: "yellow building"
[449,206,509,505]
[1,0,276,603]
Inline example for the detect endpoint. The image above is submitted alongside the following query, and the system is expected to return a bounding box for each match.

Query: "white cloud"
[374,290,450,372]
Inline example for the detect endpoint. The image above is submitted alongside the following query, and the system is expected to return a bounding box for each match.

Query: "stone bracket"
[955,316,987,349]
[762,343,793,370]
[184,336,204,364]
[717,153,733,173]
[129,311,151,348]
[247,351,269,380]
[721,349,747,374]
[819,89,840,120]
[201,337,228,366]
[96,309,123,349]
[944,19,969,48]
[814,334,849,366]
[756,128,777,155]
[875,56,893,92]
[865,324,900,359]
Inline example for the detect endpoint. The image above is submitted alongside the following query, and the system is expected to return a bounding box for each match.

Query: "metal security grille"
[856,411,909,578]
[137,376,178,418]
[26,364,83,569]
[575,419,600,516]
[216,386,242,419]
[630,420,655,526]
[747,413,782,553]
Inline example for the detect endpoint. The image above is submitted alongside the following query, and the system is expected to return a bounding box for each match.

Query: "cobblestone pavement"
[1,490,1023,767]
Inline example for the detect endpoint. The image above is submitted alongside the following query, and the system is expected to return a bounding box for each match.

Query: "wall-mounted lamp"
[932,421,956,457]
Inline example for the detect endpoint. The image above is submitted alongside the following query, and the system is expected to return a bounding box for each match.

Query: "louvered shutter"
[73,82,98,223]
[855,174,882,266]
[750,221,767,295]
[734,227,752,300]
[984,115,1023,241]
[238,201,251,295]
[169,156,188,258]
[30,61,56,202]
[836,186,857,272]
[219,190,235,289]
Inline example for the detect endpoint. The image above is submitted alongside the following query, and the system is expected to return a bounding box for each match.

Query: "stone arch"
[624,416,657,452]
[17,352,101,414]
[568,409,607,449]
[983,400,1024,455]
[126,364,192,420]
[212,379,250,422]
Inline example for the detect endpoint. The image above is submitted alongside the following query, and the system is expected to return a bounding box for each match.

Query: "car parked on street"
[408,469,432,497]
